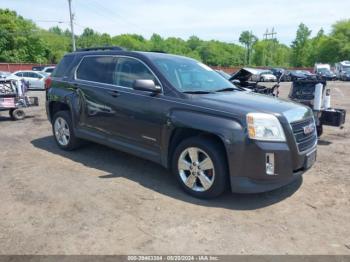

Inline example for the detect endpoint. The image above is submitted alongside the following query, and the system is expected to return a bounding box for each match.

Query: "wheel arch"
[49,101,70,123]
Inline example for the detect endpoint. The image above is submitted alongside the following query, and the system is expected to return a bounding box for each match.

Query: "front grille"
[290,118,317,152]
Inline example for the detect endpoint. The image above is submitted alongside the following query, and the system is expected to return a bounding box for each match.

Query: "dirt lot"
[0,82,349,255]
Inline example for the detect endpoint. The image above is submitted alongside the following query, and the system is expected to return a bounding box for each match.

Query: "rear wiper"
[183,90,214,94]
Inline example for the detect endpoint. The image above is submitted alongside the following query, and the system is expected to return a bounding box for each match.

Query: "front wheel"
[172,137,228,198]
[10,109,25,120]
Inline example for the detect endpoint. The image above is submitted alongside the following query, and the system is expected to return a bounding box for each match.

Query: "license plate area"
[305,150,317,169]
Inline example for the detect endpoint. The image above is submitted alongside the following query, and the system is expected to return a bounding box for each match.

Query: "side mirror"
[132,79,161,93]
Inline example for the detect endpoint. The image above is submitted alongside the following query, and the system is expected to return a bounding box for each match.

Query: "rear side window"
[52,55,75,78]
[76,56,116,85]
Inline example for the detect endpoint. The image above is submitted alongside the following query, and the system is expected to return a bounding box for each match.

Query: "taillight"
[45,77,52,90]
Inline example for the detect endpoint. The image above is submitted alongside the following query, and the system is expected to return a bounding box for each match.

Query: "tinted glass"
[45,68,54,73]
[114,57,157,88]
[28,72,41,78]
[76,56,116,84]
[15,72,23,77]
[152,56,233,92]
[53,55,75,77]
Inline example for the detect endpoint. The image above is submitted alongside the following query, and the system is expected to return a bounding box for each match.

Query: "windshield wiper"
[215,87,242,92]
[182,90,214,94]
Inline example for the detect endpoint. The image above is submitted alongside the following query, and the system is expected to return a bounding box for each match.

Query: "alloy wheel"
[54,117,70,146]
[178,147,215,192]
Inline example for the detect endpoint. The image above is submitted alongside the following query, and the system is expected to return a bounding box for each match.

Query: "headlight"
[246,113,286,141]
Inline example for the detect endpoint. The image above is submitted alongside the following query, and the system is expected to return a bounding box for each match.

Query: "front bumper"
[227,139,316,193]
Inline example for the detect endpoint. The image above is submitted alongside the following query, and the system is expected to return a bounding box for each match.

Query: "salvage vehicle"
[289,79,346,136]
[229,68,280,96]
[46,47,317,198]
[0,79,39,120]
[230,68,346,137]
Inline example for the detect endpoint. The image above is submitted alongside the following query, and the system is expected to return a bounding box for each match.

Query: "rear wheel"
[52,111,82,150]
[172,137,228,198]
[10,109,25,120]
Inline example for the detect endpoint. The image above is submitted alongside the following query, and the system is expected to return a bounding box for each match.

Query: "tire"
[260,77,264,82]
[171,136,228,199]
[316,125,323,137]
[10,109,25,120]
[52,111,82,151]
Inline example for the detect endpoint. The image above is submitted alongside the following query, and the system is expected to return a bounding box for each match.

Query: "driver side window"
[114,57,157,88]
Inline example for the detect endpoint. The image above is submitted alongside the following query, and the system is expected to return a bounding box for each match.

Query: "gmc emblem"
[303,123,315,135]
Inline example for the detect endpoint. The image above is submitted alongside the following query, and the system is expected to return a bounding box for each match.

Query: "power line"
[79,0,151,33]
[33,19,69,24]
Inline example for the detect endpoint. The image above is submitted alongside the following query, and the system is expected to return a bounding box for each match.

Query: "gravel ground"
[0,82,349,255]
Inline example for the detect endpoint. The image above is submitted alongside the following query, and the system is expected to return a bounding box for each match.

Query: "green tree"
[331,19,350,60]
[291,23,312,66]
[239,31,257,65]
[0,9,48,63]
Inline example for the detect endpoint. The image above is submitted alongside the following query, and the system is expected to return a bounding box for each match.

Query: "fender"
[160,109,247,170]
[47,84,81,128]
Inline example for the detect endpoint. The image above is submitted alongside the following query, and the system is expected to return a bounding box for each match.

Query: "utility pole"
[263,28,277,66]
[264,27,277,40]
[68,0,76,51]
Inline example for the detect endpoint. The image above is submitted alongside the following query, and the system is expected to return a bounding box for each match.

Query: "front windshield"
[318,68,330,73]
[216,70,231,79]
[343,67,350,73]
[152,56,234,92]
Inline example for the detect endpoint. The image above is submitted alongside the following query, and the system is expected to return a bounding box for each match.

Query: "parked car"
[8,71,49,90]
[259,70,277,82]
[270,68,289,81]
[46,47,317,198]
[338,68,350,81]
[41,66,55,75]
[32,66,45,71]
[316,68,337,81]
[287,70,315,81]
[0,71,10,79]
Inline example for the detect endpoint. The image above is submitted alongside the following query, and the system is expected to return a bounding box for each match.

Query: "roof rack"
[149,50,167,53]
[75,46,125,52]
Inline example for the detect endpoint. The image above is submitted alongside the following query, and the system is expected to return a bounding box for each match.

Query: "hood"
[191,91,313,123]
[229,68,259,82]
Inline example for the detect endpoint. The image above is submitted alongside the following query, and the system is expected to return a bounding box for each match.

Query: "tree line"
[0,8,349,67]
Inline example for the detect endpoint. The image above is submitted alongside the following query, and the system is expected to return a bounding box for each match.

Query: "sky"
[2,0,350,45]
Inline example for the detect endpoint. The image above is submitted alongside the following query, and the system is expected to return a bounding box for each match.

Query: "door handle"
[108,90,120,98]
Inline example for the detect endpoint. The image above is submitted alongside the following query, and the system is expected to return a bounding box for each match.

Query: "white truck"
[335,61,350,81]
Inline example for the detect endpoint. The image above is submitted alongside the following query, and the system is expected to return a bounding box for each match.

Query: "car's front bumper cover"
[226,139,316,193]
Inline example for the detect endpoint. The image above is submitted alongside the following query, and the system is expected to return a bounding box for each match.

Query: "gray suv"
[46,47,317,198]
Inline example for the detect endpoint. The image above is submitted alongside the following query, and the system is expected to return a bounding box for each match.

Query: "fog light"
[266,153,275,175]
